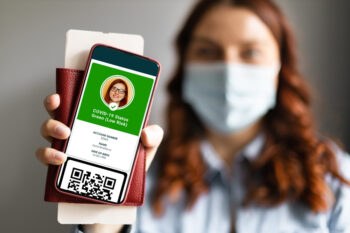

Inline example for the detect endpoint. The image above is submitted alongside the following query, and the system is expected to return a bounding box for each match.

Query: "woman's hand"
[35,93,164,171]
[36,94,163,233]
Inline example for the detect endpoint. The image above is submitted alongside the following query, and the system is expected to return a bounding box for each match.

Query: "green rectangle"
[77,62,154,136]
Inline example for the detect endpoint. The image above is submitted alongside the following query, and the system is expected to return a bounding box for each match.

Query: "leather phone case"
[44,68,146,206]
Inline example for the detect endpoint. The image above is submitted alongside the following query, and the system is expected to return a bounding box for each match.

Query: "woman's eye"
[194,47,220,59]
[242,48,261,60]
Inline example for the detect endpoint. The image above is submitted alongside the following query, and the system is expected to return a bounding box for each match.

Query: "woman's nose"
[222,47,240,63]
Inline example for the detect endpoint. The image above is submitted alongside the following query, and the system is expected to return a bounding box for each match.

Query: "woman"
[104,79,128,108]
[36,0,350,232]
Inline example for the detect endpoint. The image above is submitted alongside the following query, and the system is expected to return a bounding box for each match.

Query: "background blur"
[0,0,349,232]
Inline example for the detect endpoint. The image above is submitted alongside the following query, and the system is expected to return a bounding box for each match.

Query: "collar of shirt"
[200,132,266,184]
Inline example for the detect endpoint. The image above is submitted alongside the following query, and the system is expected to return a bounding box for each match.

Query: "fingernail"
[55,125,70,137]
[54,151,67,162]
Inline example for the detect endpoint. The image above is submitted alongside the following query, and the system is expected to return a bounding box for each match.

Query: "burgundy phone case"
[44,68,146,205]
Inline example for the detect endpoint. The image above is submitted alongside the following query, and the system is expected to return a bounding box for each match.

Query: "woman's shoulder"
[321,138,350,191]
[324,138,350,180]
[322,138,350,231]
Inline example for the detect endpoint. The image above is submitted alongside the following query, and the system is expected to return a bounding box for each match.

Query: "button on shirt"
[72,133,350,233]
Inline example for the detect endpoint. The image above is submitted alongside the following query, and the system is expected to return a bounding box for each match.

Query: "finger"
[140,125,164,171]
[44,94,60,118]
[141,125,164,148]
[35,147,67,166]
[40,119,70,143]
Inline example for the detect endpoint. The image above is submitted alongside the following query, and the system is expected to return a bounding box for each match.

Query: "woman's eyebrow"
[192,36,268,48]
[240,39,269,47]
[191,36,220,47]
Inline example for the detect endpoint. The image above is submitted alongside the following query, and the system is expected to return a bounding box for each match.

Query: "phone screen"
[56,45,159,204]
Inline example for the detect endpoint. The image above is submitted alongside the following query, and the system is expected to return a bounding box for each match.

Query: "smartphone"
[55,44,160,204]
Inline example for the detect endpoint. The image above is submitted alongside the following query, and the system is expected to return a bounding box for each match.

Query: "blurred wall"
[0,0,349,233]
[276,0,350,147]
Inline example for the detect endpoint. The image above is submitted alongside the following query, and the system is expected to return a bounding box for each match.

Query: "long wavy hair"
[152,0,350,215]
[104,79,128,107]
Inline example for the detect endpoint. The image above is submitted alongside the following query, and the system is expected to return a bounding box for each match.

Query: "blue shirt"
[73,133,350,233]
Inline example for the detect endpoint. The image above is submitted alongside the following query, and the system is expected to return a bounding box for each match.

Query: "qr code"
[67,167,116,201]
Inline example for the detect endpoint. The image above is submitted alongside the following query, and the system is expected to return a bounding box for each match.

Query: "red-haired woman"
[37,0,350,232]
[104,79,128,108]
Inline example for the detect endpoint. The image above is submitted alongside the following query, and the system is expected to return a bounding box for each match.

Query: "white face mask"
[182,62,280,134]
